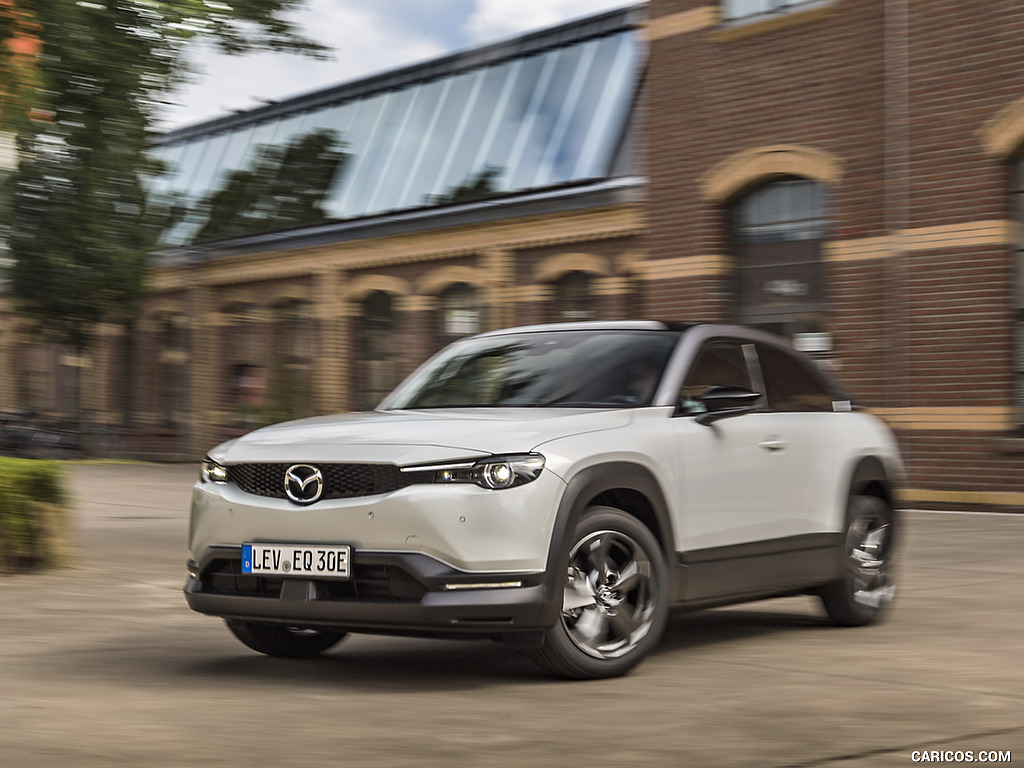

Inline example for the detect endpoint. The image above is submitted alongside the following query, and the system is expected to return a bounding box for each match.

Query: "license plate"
[242,544,351,579]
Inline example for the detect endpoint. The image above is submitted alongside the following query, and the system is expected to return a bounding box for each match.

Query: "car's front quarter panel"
[836,413,906,514]
[536,409,683,537]
[189,466,567,575]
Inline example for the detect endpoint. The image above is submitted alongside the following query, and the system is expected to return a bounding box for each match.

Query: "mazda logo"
[284,464,324,505]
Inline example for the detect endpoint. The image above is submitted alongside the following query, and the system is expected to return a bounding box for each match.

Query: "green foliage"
[1,0,329,353]
[195,128,349,242]
[0,457,68,574]
[427,166,504,206]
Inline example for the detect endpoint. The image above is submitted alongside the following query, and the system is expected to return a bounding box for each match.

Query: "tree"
[195,128,349,242]
[426,166,504,206]
[0,0,327,417]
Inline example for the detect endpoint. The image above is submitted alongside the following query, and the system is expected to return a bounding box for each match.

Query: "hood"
[211,408,634,464]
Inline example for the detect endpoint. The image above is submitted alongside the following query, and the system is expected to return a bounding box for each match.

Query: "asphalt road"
[1,463,1021,768]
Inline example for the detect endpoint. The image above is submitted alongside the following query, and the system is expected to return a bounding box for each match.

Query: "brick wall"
[647,0,1024,506]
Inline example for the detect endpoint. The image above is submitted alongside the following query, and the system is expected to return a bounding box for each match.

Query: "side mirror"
[693,385,761,426]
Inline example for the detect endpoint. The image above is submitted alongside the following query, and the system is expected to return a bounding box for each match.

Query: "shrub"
[0,457,69,574]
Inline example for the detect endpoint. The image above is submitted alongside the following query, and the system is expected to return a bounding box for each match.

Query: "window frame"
[755,342,838,413]
[1012,157,1024,429]
[678,338,764,415]
[358,291,398,410]
[730,176,830,345]
[436,282,482,349]
[721,0,825,23]
[552,270,595,323]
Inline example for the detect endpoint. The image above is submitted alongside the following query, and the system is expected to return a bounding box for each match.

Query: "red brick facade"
[645,0,1024,507]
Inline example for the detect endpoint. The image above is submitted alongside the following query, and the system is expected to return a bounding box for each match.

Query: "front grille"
[228,463,409,500]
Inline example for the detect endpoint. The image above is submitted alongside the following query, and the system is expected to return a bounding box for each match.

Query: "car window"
[679,340,753,413]
[384,330,679,409]
[756,344,835,412]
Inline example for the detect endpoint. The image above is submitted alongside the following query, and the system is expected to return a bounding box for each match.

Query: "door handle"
[759,438,787,452]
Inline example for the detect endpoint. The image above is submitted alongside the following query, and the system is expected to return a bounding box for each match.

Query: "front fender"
[538,461,679,625]
[847,455,898,507]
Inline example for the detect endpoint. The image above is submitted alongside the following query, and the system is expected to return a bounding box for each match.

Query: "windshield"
[381,330,680,409]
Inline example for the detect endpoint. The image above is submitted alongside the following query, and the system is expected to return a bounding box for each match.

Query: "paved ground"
[0,463,1021,767]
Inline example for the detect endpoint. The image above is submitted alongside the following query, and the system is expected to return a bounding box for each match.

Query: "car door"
[752,342,851,580]
[674,338,814,599]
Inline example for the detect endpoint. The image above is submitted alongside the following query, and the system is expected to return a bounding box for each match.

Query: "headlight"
[200,457,228,484]
[402,454,545,490]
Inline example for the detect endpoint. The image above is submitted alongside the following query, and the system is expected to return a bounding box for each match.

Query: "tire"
[532,506,668,679]
[225,619,347,658]
[820,495,897,626]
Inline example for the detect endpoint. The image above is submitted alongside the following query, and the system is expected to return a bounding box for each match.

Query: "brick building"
[0,8,646,458]
[643,0,1024,507]
[2,2,1024,508]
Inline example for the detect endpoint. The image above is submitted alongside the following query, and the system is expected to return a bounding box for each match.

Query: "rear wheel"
[820,495,897,626]
[533,506,668,679]
[225,619,347,658]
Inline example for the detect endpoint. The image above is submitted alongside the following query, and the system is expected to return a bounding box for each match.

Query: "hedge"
[0,457,70,574]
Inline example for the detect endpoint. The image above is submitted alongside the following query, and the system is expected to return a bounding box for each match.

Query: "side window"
[680,340,753,413]
[757,344,834,412]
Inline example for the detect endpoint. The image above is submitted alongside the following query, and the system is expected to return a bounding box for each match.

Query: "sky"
[160,0,635,130]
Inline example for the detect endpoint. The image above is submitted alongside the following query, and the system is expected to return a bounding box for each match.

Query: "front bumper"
[189,468,566,574]
[184,547,554,636]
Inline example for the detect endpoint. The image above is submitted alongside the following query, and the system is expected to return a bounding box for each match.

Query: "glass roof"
[151,17,641,246]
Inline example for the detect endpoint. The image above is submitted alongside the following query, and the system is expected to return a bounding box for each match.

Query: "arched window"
[17,341,50,413]
[224,303,267,418]
[731,177,830,350]
[359,291,396,409]
[437,283,480,348]
[552,270,594,322]
[270,299,313,419]
[158,313,188,428]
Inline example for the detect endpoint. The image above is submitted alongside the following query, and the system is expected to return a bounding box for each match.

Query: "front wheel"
[225,619,347,658]
[820,495,897,626]
[533,506,668,679]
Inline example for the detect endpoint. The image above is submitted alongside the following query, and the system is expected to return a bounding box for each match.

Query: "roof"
[151,5,646,251]
[480,320,676,336]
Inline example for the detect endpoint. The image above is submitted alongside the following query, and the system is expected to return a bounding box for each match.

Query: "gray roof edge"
[477,320,670,336]
[158,176,647,265]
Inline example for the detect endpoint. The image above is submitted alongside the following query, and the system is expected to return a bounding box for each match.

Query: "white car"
[185,321,903,679]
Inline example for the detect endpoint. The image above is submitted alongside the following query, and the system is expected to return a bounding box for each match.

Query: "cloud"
[160,0,635,130]
[462,0,633,43]
[162,1,449,129]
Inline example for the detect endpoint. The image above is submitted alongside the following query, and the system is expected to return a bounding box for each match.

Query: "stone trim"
[643,6,719,42]
[824,221,1017,262]
[151,205,643,293]
[708,3,837,44]
[979,95,1024,158]
[416,265,487,296]
[872,406,1014,432]
[638,254,734,280]
[824,235,897,263]
[533,252,612,283]
[341,274,412,303]
[701,144,843,203]
[899,487,1024,509]
[901,220,1017,251]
